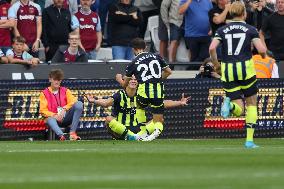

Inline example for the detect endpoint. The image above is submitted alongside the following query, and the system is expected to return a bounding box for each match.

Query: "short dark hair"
[49,69,64,80]
[131,38,146,50]
[13,36,26,44]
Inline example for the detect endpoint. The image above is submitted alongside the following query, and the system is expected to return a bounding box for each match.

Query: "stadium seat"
[96,48,113,60]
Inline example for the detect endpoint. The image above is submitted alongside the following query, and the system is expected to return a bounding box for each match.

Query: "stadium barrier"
[0,62,203,80]
[1,79,284,140]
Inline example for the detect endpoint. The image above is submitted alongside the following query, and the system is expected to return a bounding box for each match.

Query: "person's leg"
[112,46,127,60]
[125,47,134,60]
[169,23,182,63]
[46,117,64,138]
[221,81,244,118]
[198,36,211,61]
[242,77,258,148]
[186,37,199,62]
[158,16,169,58]
[62,101,83,139]
[244,94,258,146]
[106,116,137,140]
[45,44,59,62]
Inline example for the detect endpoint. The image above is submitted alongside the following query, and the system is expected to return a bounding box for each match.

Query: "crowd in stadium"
[0,0,282,70]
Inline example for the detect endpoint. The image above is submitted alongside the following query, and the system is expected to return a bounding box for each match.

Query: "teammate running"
[209,1,267,148]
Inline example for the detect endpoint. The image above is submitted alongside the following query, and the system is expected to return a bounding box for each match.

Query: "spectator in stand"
[247,0,274,30]
[42,0,80,62]
[260,0,284,61]
[209,0,231,36]
[0,49,9,63]
[0,0,14,54]
[160,0,184,65]
[98,0,117,45]
[179,0,213,62]
[134,0,161,38]
[75,0,102,59]
[6,36,39,66]
[108,0,143,60]
[8,0,42,58]
[39,69,83,141]
[253,53,279,78]
[51,33,87,63]
[45,0,78,15]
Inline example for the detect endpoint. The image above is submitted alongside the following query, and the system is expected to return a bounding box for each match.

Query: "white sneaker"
[141,129,161,141]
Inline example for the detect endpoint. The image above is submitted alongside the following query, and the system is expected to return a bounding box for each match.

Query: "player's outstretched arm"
[164,93,191,108]
[85,95,114,108]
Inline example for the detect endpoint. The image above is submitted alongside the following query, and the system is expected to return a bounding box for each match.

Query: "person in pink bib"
[39,69,83,140]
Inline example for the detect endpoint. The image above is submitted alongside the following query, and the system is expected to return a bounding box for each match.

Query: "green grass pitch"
[1,139,284,189]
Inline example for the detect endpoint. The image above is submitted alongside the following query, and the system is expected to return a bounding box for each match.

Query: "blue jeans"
[46,101,83,137]
[87,49,97,60]
[112,46,134,60]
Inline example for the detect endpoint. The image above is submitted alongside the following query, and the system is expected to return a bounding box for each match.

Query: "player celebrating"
[86,76,189,141]
[117,38,172,141]
[209,1,267,148]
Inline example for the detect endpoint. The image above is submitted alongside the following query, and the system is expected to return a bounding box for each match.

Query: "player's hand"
[85,94,96,103]
[180,93,191,106]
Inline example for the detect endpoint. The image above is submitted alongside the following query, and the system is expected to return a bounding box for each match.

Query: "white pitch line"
[0,172,282,184]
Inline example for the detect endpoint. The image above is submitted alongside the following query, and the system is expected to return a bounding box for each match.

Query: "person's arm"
[162,67,172,79]
[95,17,102,51]
[64,89,77,110]
[253,38,267,58]
[259,30,268,50]
[160,0,171,27]
[164,93,191,108]
[209,38,220,65]
[39,92,56,118]
[6,50,32,65]
[212,3,231,24]
[86,95,114,107]
[32,16,42,52]
[179,0,192,15]
[8,4,20,37]
[0,19,15,28]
